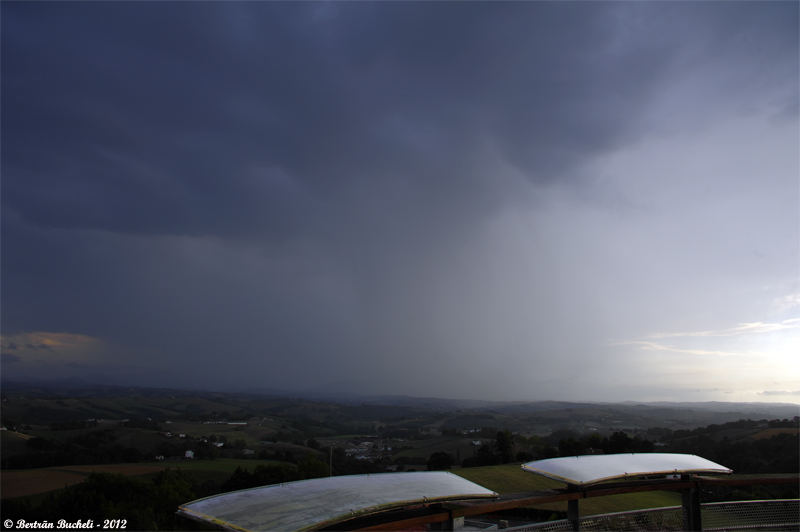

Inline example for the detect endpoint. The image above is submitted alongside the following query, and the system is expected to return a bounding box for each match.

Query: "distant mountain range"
[3,377,798,421]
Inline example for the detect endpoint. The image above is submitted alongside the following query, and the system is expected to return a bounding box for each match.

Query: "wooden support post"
[680,475,702,531]
[567,498,580,531]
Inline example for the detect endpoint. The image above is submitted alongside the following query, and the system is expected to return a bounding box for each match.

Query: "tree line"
[432,418,799,475]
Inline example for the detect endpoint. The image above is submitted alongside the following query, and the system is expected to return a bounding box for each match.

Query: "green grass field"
[453,464,683,517]
[453,463,565,493]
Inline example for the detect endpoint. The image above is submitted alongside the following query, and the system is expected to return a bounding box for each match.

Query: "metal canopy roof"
[521,453,732,487]
[177,471,498,532]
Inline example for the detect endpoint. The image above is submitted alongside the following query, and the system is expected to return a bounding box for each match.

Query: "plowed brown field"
[750,428,799,440]
[1,464,166,499]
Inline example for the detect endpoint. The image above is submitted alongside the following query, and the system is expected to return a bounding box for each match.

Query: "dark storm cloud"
[2,353,21,364]
[4,2,795,240]
[21,343,54,351]
[2,2,797,398]
[2,2,677,238]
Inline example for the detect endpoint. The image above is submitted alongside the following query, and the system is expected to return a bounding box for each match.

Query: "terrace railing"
[343,476,798,531]
[504,499,799,532]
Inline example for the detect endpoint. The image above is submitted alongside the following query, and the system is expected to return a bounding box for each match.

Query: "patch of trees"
[1,416,21,431]
[189,410,232,423]
[440,412,498,426]
[220,464,300,492]
[767,418,799,428]
[25,436,58,451]
[327,447,397,475]
[558,431,655,457]
[314,418,352,436]
[5,427,229,470]
[461,444,502,468]
[547,418,799,475]
[459,429,657,468]
[653,417,799,442]
[6,431,145,470]
[211,448,397,493]
[291,420,318,439]
[461,430,521,467]
[381,428,420,439]
[439,426,503,438]
[122,417,162,431]
[70,428,118,448]
[457,418,797,474]
[515,434,559,462]
[666,432,798,474]
[394,455,428,466]
[50,420,95,430]
[270,450,297,463]
[336,404,421,422]
[219,454,328,493]
[639,417,799,474]
[543,429,580,446]
[427,451,454,471]
[273,431,294,442]
[390,419,430,431]
[1,469,205,531]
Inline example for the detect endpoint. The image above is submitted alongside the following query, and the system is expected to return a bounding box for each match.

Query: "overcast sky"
[2,2,798,403]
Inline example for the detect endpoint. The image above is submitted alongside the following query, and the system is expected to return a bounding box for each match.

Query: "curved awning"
[177,471,498,532]
[522,453,732,487]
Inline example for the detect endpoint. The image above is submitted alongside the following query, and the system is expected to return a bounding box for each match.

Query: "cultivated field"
[1,464,166,499]
[749,428,799,440]
[0,458,286,500]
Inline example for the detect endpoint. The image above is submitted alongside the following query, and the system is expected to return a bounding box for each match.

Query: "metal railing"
[347,476,798,531]
[504,499,800,532]
[702,499,799,531]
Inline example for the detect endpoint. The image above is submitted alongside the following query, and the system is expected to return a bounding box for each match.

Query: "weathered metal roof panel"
[177,471,497,532]
[522,453,732,486]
